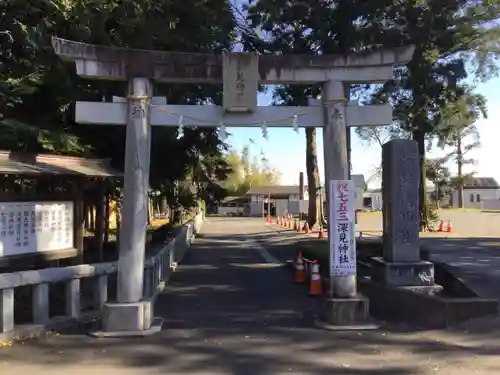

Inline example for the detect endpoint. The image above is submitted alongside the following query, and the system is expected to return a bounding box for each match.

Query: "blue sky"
[226,78,500,188]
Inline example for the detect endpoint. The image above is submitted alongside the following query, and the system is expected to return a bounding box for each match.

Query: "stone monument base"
[371,257,435,287]
[314,295,379,331]
[88,300,163,338]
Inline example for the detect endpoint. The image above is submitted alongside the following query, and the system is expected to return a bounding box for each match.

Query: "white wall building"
[246,174,367,217]
[449,177,500,210]
[363,181,435,211]
[247,185,309,217]
[215,196,248,216]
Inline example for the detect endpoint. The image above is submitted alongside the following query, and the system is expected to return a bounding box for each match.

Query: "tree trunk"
[305,128,323,230]
[414,131,429,231]
[457,134,464,208]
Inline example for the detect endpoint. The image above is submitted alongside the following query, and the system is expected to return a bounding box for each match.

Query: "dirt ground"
[357,210,500,238]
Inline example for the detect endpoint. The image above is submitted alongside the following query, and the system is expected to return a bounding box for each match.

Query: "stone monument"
[372,139,437,288]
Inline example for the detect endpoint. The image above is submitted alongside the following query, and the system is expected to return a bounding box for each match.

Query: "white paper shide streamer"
[177,115,184,139]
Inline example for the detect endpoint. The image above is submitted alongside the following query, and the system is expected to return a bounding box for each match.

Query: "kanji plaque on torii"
[222,52,259,113]
[51,36,414,335]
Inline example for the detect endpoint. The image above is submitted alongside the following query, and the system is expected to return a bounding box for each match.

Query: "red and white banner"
[329,180,357,276]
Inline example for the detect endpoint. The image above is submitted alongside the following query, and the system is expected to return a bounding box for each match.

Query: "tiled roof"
[247,185,302,195]
[0,151,122,177]
[463,177,499,189]
[247,174,367,195]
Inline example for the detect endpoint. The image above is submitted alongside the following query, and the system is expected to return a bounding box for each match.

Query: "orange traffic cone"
[438,220,444,232]
[297,221,302,233]
[304,222,311,234]
[293,252,306,284]
[309,260,322,296]
[446,220,452,233]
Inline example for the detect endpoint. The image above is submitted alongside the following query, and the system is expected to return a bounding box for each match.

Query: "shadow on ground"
[1,221,500,374]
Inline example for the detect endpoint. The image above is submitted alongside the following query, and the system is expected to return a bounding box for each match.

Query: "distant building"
[245,174,367,217]
[351,175,367,210]
[214,196,248,216]
[363,181,434,211]
[449,177,500,210]
[246,185,309,217]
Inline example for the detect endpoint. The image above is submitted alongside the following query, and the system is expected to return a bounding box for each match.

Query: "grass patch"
[300,240,329,268]
[440,208,500,213]
[85,218,170,242]
[296,238,384,271]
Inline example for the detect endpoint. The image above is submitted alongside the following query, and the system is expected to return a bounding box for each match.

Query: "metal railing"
[0,213,204,341]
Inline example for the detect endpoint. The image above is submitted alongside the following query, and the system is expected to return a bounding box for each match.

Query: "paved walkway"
[420,236,500,299]
[269,219,500,301]
[1,218,500,374]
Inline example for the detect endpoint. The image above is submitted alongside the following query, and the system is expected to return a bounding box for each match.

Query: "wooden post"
[95,183,106,261]
[104,188,110,244]
[72,181,85,265]
[267,192,271,218]
[84,198,90,230]
[90,202,96,231]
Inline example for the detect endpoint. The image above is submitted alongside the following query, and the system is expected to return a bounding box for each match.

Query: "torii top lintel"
[51,37,414,84]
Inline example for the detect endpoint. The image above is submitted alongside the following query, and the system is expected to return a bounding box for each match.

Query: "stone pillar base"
[371,257,435,287]
[88,301,163,338]
[314,295,379,331]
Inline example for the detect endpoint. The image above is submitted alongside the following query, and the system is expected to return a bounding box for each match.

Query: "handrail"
[0,212,204,341]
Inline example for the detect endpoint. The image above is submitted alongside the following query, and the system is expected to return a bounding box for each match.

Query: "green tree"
[243,0,334,230]
[357,0,500,229]
[435,88,486,208]
[222,150,246,194]
[425,157,452,208]
[0,0,237,221]
[223,145,281,195]
[245,0,500,231]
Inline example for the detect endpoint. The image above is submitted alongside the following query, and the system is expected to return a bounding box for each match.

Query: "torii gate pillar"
[322,81,353,295]
[102,77,157,335]
[116,79,152,301]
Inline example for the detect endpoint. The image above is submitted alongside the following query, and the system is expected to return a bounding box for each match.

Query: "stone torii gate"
[51,37,414,335]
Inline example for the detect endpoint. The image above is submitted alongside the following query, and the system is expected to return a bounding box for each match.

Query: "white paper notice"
[0,201,74,257]
[329,180,357,277]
